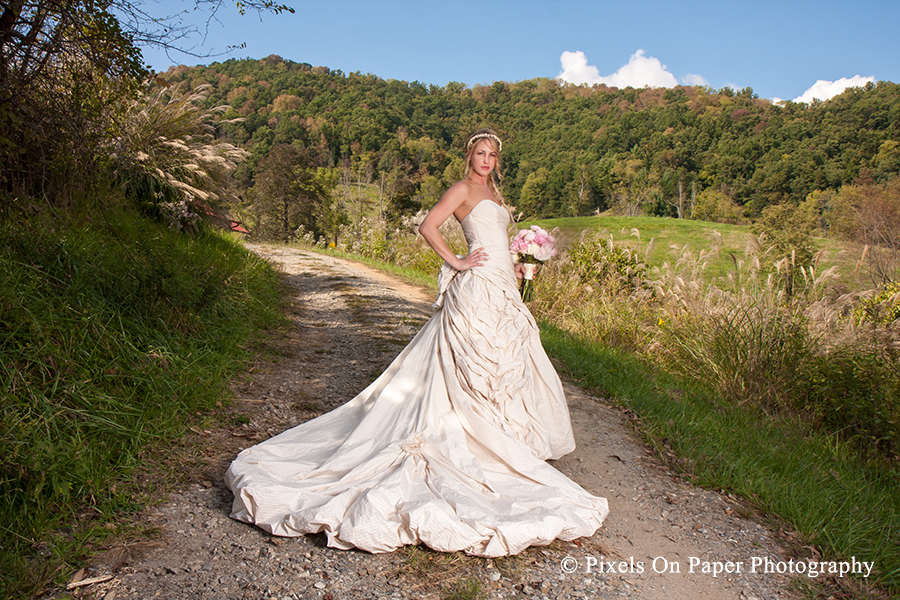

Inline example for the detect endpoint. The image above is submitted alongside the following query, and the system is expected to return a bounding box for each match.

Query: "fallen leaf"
[66,575,114,589]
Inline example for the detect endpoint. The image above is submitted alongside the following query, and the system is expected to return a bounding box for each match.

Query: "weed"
[293,400,323,413]
[399,545,475,582]
[442,577,486,600]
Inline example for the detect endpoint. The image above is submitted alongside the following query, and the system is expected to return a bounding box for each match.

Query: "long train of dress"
[225,200,608,557]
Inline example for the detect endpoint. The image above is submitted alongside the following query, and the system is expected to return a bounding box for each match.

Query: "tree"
[571,163,591,216]
[351,155,375,225]
[827,179,900,284]
[692,187,743,224]
[518,168,552,218]
[875,140,900,182]
[751,202,817,296]
[382,170,419,222]
[272,93,301,112]
[250,144,329,242]
[131,64,900,226]
[664,172,689,219]
[0,0,292,206]
[610,158,658,217]
[315,169,348,245]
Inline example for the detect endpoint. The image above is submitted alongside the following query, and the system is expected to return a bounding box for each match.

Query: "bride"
[225,129,608,557]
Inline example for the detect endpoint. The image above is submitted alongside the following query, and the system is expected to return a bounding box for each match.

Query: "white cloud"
[558,49,680,89]
[793,75,875,103]
[558,51,602,85]
[682,73,709,87]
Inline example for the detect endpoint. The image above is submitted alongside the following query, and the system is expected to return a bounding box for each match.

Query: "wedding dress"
[225,199,608,557]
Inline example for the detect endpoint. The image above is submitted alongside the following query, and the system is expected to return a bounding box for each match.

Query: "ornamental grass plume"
[529,227,900,455]
[112,82,249,229]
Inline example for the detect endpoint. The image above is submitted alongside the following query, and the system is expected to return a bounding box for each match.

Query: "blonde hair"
[464,128,504,203]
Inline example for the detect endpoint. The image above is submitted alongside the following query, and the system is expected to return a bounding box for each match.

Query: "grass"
[10,204,879,598]
[521,215,751,276]
[520,214,856,283]
[442,577,487,600]
[539,323,900,594]
[397,543,530,599]
[0,205,283,599]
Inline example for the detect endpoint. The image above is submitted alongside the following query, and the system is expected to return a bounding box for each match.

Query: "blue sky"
[138,0,899,102]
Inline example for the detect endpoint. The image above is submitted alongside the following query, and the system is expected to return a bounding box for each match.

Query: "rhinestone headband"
[466,132,502,152]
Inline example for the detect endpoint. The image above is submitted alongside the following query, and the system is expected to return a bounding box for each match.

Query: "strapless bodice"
[433,200,516,309]
[460,200,513,263]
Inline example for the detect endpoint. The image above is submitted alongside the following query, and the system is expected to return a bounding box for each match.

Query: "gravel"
[52,245,799,600]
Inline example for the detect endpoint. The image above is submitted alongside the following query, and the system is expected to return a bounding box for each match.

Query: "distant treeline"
[167,56,900,220]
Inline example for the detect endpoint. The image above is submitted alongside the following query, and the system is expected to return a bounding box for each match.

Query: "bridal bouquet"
[509,225,557,302]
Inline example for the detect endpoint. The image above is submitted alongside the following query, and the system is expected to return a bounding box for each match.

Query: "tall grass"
[529,228,900,592]
[530,230,900,455]
[0,206,282,598]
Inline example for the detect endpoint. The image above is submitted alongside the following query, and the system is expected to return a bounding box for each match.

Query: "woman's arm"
[419,184,487,271]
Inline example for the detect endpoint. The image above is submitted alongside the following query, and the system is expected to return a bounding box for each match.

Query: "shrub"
[568,233,648,292]
[751,202,818,296]
[852,282,900,326]
[827,178,900,283]
[692,187,744,224]
[799,341,900,454]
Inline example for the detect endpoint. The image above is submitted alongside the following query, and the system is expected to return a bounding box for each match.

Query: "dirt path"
[69,245,796,600]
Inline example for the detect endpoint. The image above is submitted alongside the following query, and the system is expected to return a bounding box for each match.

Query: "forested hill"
[167,56,900,220]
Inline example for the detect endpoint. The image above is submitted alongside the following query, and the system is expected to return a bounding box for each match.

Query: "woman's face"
[469,139,497,177]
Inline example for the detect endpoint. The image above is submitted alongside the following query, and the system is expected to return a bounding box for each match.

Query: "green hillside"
[161,57,900,231]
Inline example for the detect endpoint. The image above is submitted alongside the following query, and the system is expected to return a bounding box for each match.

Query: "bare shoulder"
[443,180,480,211]
[444,180,473,201]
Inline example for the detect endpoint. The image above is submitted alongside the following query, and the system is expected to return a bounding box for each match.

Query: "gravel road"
[57,245,798,600]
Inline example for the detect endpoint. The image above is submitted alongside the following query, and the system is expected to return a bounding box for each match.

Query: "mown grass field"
[518,214,858,284]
